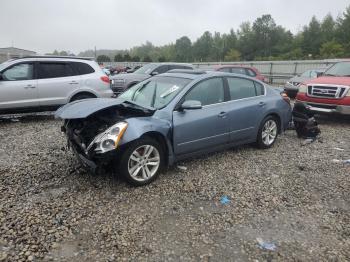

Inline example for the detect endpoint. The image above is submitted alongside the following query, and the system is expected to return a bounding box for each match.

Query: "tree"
[320,40,344,58]
[114,53,123,62]
[252,14,276,58]
[143,56,152,62]
[131,56,140,62]
[193,31,214,62]
[224,49,241,61]
[301,16,322,57]
[123,53,131,61]
[158,56,166,62]
[237,22,255,60]
[175,36,192,62]
[96,55,111,63]
[321,14,336,43]
[336,6,350,56]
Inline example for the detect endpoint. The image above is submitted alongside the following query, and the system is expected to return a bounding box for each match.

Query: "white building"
[0,47,36,63]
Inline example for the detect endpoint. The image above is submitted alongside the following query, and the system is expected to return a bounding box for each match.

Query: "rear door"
[225,77,266,143]
[172,77,230,155]
[37,62,81,106]
[0,62,39,110]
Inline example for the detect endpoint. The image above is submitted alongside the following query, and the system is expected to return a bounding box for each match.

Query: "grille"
[307,85,348,99]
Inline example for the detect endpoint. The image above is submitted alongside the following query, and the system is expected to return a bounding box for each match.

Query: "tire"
[257,116,279,149]
[70,93,96,102]
[119,137,164,186]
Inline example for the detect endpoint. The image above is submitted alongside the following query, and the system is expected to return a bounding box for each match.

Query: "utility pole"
[94,46,97,60]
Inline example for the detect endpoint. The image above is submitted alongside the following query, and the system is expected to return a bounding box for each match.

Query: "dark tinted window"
[181,65,193,70]
[255,82,265,96]
[246,69,257,77]
[2,63,33,81]
[231,67,247,75]
[185,78,224,106]
[154,65,169,74]
[71,62,95,75]
[38,63,74,79]
[218,67,231,73]
[227,77,256,100]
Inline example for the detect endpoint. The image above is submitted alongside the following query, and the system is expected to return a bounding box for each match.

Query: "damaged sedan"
[56,70,291,186]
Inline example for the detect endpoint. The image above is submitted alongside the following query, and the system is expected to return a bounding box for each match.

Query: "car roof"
[6,56,95,63]
[213,64,255,69]
[147,62,194,67]
[161,70,259,81]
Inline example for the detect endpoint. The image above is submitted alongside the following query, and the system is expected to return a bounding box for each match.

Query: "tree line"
[71,6,350,63]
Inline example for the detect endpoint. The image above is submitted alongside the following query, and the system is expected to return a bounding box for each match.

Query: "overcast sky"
[0,0,349,54]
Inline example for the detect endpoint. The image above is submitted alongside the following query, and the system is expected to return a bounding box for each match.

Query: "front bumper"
[295,100,350,115]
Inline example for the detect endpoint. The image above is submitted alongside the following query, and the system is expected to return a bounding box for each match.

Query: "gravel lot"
[0,114,349,261]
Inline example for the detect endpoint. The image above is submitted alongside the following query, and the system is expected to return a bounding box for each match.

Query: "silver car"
[0,56,114,113]
[284,68,326,98]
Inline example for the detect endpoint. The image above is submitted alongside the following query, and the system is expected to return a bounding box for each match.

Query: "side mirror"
[180,100,202,111]
[150,71,159,76]
[316,72,323,77]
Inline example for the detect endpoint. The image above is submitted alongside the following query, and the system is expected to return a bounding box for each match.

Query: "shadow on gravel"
[315,114,350,125]
[0,112,55,123]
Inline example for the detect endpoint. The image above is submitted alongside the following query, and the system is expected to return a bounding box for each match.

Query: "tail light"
[100,75,110,84]
[280,91,291,105]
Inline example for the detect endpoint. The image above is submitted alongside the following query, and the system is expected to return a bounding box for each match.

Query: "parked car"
[284,68,326,98]
[56,70,292,186]
[109,63,194,95]
[213,65,267,82]
[0,56,114,113]
[296,61,350,115]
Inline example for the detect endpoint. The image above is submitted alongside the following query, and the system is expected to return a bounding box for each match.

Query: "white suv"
[0,56,114,113]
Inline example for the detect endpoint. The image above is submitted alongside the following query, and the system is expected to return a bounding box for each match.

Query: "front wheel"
[257,116,279,149]
[119,138,164,186]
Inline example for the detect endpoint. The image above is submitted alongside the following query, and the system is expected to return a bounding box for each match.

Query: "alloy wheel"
[262,120,278,146]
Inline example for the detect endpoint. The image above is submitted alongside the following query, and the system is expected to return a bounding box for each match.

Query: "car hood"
[55,98,155,119]
[110,73,150,82]
[288,76,310,83]
[303,76,350,86]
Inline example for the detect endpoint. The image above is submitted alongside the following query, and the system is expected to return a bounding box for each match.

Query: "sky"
[0,0,349,54]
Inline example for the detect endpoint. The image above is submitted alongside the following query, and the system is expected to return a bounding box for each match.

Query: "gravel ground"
[0,114,349,261]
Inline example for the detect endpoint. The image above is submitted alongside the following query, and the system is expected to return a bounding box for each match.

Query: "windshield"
[0,60,13,72]
[119,76,191,109]
[324,62,350,77]
[133,63,158,75]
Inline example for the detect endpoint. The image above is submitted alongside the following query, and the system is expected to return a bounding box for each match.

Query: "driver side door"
[172,77,230,156]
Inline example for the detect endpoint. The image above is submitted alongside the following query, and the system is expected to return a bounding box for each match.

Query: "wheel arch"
[69,91,97,102]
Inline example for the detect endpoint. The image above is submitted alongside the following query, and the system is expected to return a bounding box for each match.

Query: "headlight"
[87,122,128,154]
[299,84,307,93]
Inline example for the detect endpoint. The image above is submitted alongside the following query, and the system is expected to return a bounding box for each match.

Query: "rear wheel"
[257,116,279,149]
[119,138,164,186]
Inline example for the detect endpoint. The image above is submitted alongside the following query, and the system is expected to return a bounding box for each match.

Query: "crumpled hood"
[55,98,154,120]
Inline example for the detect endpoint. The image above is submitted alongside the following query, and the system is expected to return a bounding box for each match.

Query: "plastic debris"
[256,237,277,251]
[333,147,345,151]
[301,138,315,146]
[332,159,350,164]
[177,165,187,171]
[220,196,230,205]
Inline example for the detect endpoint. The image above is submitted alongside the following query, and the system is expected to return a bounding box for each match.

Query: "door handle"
[258,102,266,107]
[69,81,79,85]
[218,111,227,118]
[24,84,36,88]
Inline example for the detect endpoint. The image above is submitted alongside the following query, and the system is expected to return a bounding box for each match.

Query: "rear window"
[71,62,95,75]
[246,69,257,77]
[231,67,247,75]
[38,63,75,79]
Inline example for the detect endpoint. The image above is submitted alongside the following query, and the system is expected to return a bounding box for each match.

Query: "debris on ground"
[301,138,316,146]
[256,238,277,251]
[220,195,230,205]
[177,165,187,171]
[331,159,350,164]
[333,147,345,151]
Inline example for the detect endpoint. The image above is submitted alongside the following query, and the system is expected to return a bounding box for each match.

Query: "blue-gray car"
[55,70,291,186]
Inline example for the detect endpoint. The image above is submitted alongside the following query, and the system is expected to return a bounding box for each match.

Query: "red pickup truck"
[296,61,350,115]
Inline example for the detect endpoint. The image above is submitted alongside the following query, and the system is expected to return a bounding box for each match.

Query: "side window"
[154,65,169,74]
[246,69,257,77]
[231,67,247,75]
[181,66,193,70]
[218,67,231,73]
[254,81,265,96]
[227,77,257,100]
[71,62,95,75]
[2,63,34,81]
[184,78,224,106]
[38,63,73,79]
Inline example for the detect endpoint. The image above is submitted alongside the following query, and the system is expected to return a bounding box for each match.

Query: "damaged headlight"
[87,122,128,154]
